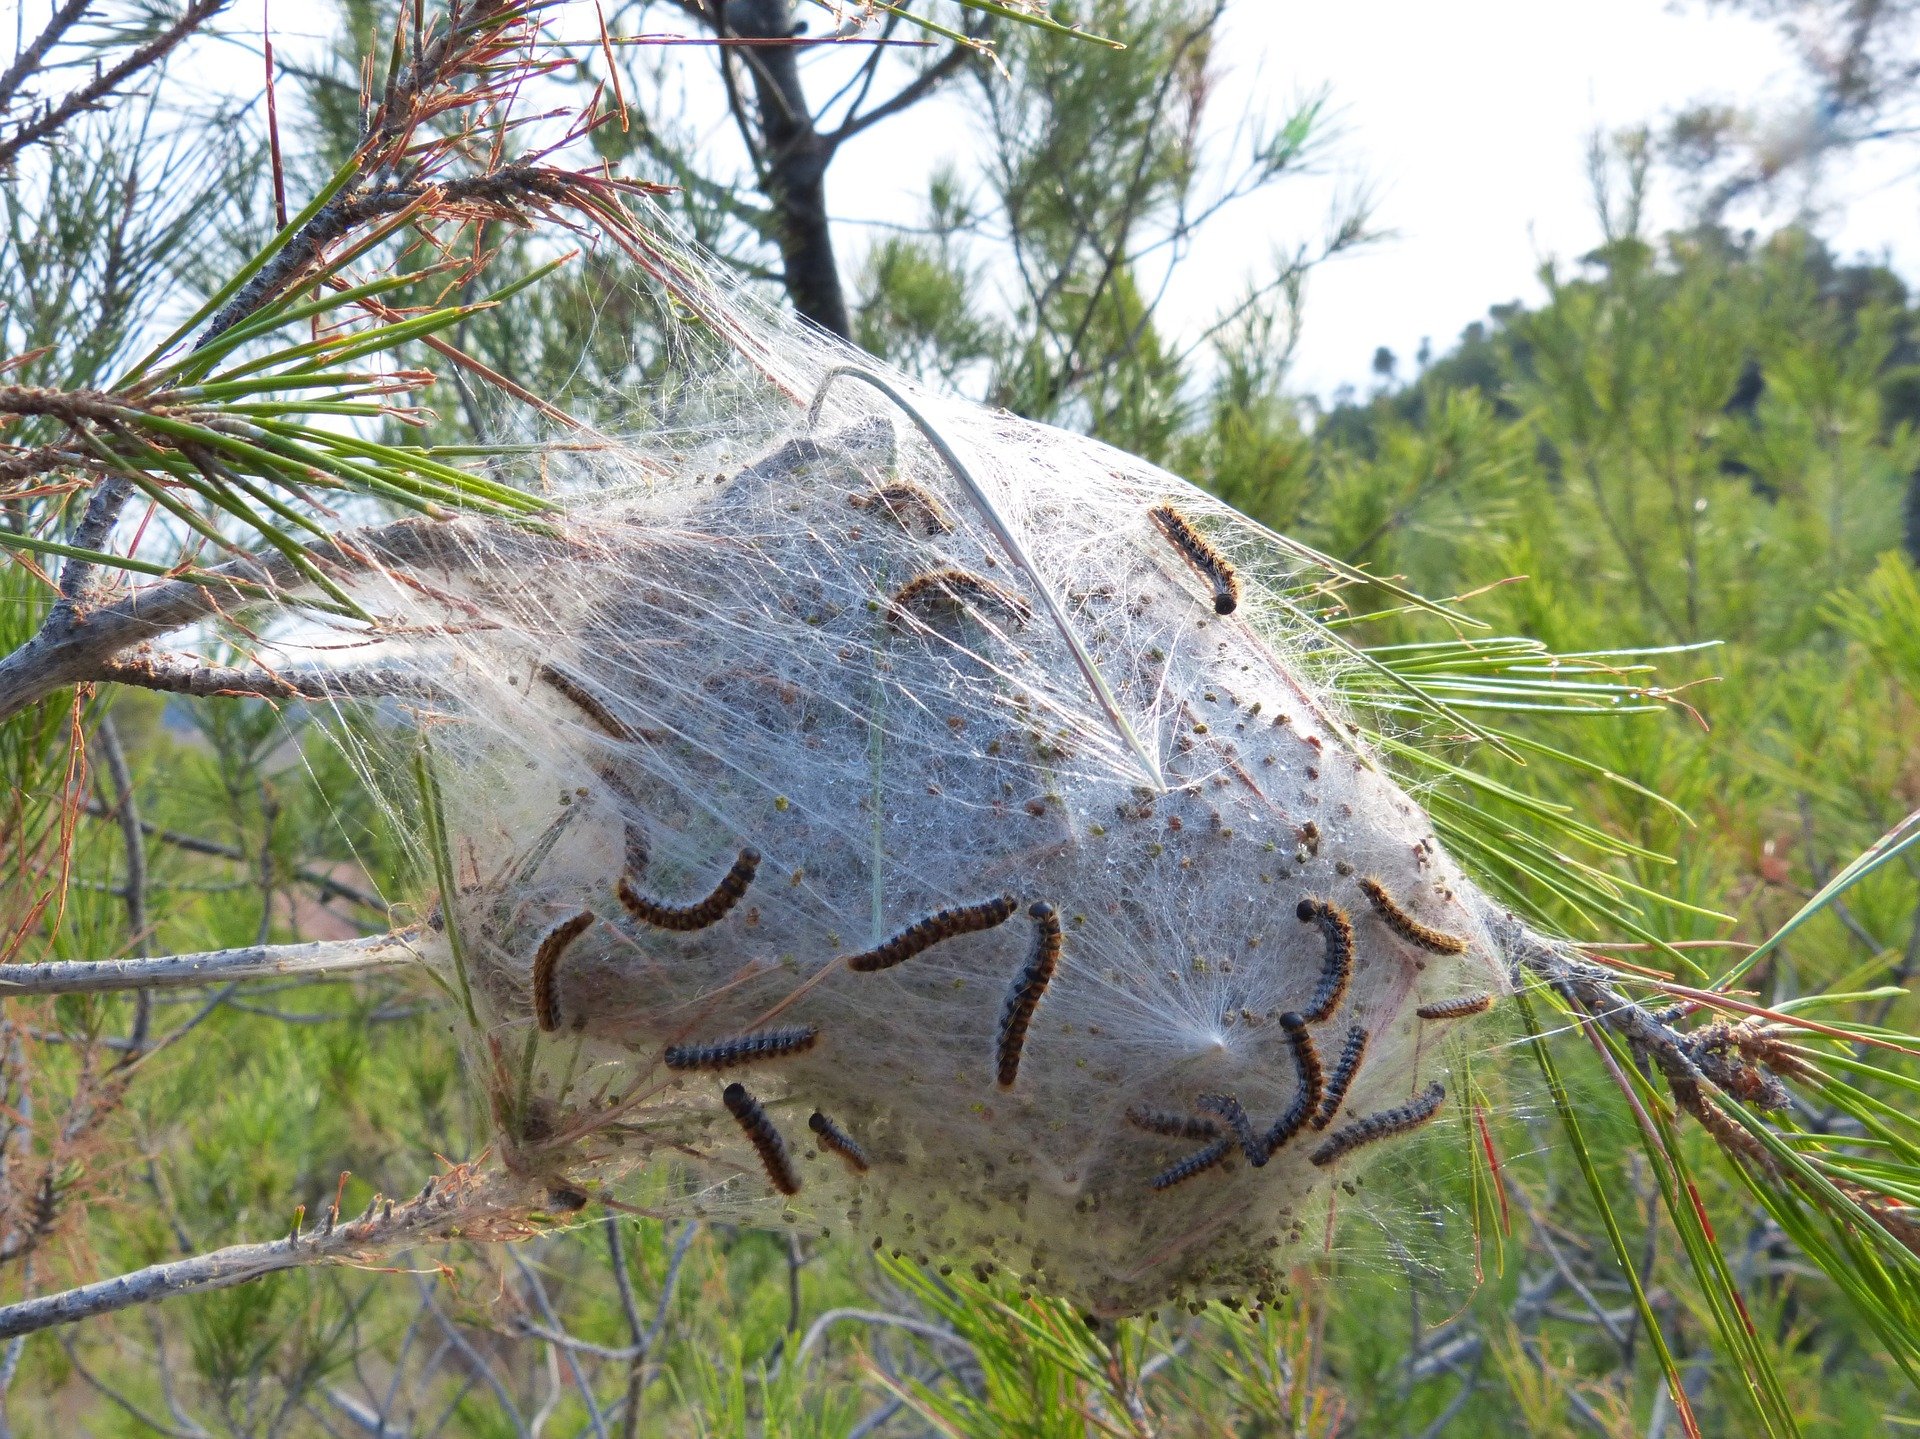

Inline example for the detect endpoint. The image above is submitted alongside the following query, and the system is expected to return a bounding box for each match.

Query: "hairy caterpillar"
[1357,877,1470,955]
[1258,1013,1323,1156]
[664,1025,820,1071]
[1198,1093,1267,1167]
[538,662,639,743]
[849,481,951,536]
[1310,1081,1447,1167]
[995,902,1062,1088]
[1416,993,1494,1021]
[1312,1026,1368,1130]
[1148,504,1240,616]
[808,1111,870,1173]
[845,893,1019,972]
[1149,1136,1234,1191]
[1125,1107,1222,1141]
[617,848,760,933]
[530,910,596,1034]
[1296,898,1354,1023]
[888,567,1033,629]
[722,1082,801,1196]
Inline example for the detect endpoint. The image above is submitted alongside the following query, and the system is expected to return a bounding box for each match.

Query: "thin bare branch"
[0,930,421,997]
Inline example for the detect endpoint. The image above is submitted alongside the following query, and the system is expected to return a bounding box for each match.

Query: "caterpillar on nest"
[327,273,1514,1318]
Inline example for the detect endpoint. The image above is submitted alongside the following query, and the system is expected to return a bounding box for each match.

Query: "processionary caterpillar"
[664,1025,819,1071]
[846,893,1019,972]
[1255,1013,1324,1156]
[1148,504,1240,616]
[995,902,1062,1088]
[808,1111,870,1173]
[618,848,760,932]
[1198,1093,1267,1167]
[1310,1081,1446,1167]
[1416,993,1494,1021]
[849,481,951,536]
[1125,1107,1222,1141]
[1149,1136,1234,1191]
[530,910,596,1033]
[723,1082,801,1196]
[1296,898,1354,1022]
[1357,877,1469,955]
[538,662,639,743]
[1311,1026,1368,1131]
[888,567,1032,629]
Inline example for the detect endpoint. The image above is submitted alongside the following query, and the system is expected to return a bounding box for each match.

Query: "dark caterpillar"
[995,903,1062,1088]
[1357,877,1469,955]
[849,481,951,536]
[888,567,1032,629]
[1148,504,1240,616]
[664,1025,819,1071]
[1312,1026,1368,1131]
[1149,1137,1234,1191]
[618,848,760,933]
[1310,1081,1446,1167]
[1296,898,1354,1022]
[1258,1013,1324,1155]
[722,1082,800,1196]
[1198,1092,1267,1167]
[1125,1107,1222,1141]
[846,894,1019,972]
[808,1111,870,1173]
[1417,993,1494,1021]
[538,662,639,743]
[530,910,596,1034]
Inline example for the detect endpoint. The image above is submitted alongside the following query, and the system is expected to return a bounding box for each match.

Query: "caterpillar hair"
[1310,1081,1447,1167]
[1357,877,1470,955]
[1125,1107,1222,1141]
[1197,1092,1267,1167]
[1417,993,1495,1021]
[1148,504,1240,616]
[995,902,1062,1088]
[1149,1136,1234,1191]
[722,1082,801,1196]
[665,1024,820,1071]
[538,662,639,743]
[618,847,760,933]
[845,893,1020,972]
[530,910,596,1033]
[808,1111,870,1173]
[1258,1013,1323,1156]
[1312,1026,1368,1130]
[887,567,1033,629]
[1296,898,1354,1022]
[849,481,952,536]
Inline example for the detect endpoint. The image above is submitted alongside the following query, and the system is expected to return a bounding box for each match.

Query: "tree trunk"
[724,0,851,339]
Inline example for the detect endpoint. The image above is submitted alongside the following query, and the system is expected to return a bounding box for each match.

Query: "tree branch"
[0,930,422,997]
[826,43,973,149]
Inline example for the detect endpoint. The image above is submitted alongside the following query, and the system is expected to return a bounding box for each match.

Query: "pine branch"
[0,931,421,997]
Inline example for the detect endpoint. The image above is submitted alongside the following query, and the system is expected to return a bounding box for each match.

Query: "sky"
[29,0,1918,400]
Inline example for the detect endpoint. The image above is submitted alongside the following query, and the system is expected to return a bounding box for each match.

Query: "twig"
[93,714,150,1054]
[0,930,422,996]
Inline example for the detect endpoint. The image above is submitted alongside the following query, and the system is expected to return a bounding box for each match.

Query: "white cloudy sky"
[33,0,1919,397]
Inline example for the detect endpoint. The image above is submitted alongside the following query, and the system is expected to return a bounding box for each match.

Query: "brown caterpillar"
[845,893,1019,972]
[1125,1107,1222,1141]
[618,847,760,932]
[530,910,596,1033]
[538,662,639,742]
[1149,1136,1234,1191]
[1312,1026,1368,1130]
[887,567,1033,629]
[1310,1081,1446,1167]
[1197,1093,1267,1167]
[808,1111,870,1173]
[1357,876,1469,955]
[665,1025,819,1071]
[1296,898,1354,1022]
[1259,1013,1324,1155]
[849,481,951,536]
[1148,504,1240,616]
[995,902,1062,1089]
[722,1082,800,1196]
[1417,993,1494,1021]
